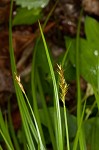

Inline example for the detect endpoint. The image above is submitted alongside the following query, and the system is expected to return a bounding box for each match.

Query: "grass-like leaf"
[0,111,14,150]
[9,0,44,149]
[38,21,63,150]
[0,145,3,150]
[73,101,86,150]
[75,9,86,150]
[37,69,56,149]
[8,101,20,150]
[31,40,46,147]
[31,2,59,149]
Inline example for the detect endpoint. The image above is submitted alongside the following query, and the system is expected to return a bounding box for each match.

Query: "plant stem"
[76,9,82,128]
[76,9,86,150]
[85,101,96,120]
[97,53,99,91]
[73,101,86,150]
[63,104,70,150]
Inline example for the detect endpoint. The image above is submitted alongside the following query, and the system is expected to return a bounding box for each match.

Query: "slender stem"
[97,53,99,91]
[76,9,86,150]
[73,101,86,150]
[76,9,83,126]
[43,0,59,28]
[62,42,72,67]
[85,101,96,120]
[63,104,70,150]
[9,0,17,74]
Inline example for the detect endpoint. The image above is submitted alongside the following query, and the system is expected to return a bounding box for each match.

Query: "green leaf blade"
[13,7,42,25]
[15,0,49,9]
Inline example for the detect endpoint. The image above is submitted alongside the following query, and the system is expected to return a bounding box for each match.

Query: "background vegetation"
[0,0,99,150]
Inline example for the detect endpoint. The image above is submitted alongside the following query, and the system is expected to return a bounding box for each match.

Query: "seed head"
[57,64,69,104]
[15,73,25,94]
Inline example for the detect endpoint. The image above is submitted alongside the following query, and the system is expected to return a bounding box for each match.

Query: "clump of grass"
[0,0,90,149]
[39,21,63,150]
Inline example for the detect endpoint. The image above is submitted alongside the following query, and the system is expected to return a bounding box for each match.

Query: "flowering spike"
[15,73,25,94]
[57,64,69,104]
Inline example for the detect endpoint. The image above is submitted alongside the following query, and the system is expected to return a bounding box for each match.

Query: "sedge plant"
[0,0,64,150]
[6,0,45,149]
[0,0,89,149]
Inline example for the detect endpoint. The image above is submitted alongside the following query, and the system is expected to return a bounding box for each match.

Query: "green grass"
[1,0,99,150]
[75,9,86,150]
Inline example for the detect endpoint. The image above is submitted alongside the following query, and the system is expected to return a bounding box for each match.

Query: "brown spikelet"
[15,73,25,94]
[57,64,69,104]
